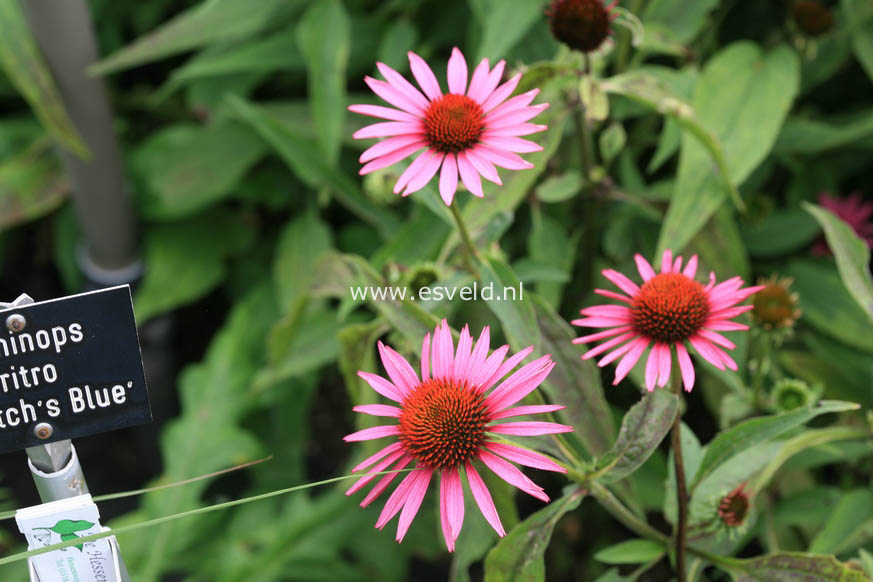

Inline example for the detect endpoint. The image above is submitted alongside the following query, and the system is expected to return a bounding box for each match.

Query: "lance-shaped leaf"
[594,539,665,565]
[596,390,679,484]
[804,202,873,322]
[690,400,859,489]
[483,487,586,582]
[809,489,873,556]
[722,552,870,582]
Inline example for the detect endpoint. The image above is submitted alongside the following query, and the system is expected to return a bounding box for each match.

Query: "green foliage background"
[0,0,872,580]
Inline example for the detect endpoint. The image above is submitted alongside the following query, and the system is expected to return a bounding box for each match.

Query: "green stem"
[449,203,480,276]
[671,371,689,582]
[590,481,670,543]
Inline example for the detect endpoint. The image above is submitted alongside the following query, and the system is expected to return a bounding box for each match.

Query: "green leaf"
[89,0,296,75]
[134,210,253,322]
[804,202,873,322]
[274,210,333,315]
[0,0,88,156]
[594,539,665,565]
[131,121,266,219]
[642,0,720,45]
[690,400,859,489]
[722,552,870,582]
[859,549,873,579]
[536,170,582,203]
[0,137,66,231]
[50,519,94,535]
[477,255,540,349]
[600,69,738,209]
[532,294,615,457]
[809,489,873,555]
[596,390,679,484]
[843,0,873,83]
[296,0,349,163]
[470,0,548,62]
[599,122,627,165]
[226,95,401,238]
[483,487,585,582]
[59,532,83,552]
[741,210,821,258]
[774,109,873,155]
[656,42,800,255]
[787,259,873,353]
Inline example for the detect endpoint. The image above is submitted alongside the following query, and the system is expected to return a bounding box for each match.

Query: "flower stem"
[590,481,669,544]
[671,372,688,582]
[449,202,481,276]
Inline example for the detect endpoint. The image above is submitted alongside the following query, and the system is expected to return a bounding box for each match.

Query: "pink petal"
[453,325,473,380]
[421,332,431,382]
[480,73,522,113]
[673,256,682,273]
[602,269,640,295]
[484,89,540,121]
[472,60,506,105]
[573,325,633,344]
[358,371,403,402]
[351,441,404,474]
[708,305,754,320]
[465,461,505,536]
[487,359,555,411]
[344,425,400,442]
[466,326,491,380]
[478,450,549,502]
[580,304,632,319]
[657,343,671,388]
[378,341,419,396]
[439,467,465,551]
[396,468,433,542]
[486,443,566,473]
[471,345,509,389]
[698,329,735,349]
[359,142,427,175]
[375,469,419,529]
[481,345,534,391]
[705,320,748,331]
[465,149,502,184]
[581,332,634,360]
[377,62,431,112]
[394,149,437,194]
[361,454,413,507]
[354,121,423,140]
[644,346,659,392]
[683,255,698,279]
[485,104,549,128]
[689,337,726,371]
[489,404,565,420]
[467,58,493,102]
[360,135,427,163]
[439,154,459,205]
[447,47,468,95]
[675,343,695,392]
[365,76,426,115]
[488,421,573,436]
[661,249,673,273]
[348,104,420,122]
[613,338,650,385]
[353,404,402,417]
[457,151,484,197]
[474,145,534,170]
[593,289,631,303]
[408,51,442,101]
[572,316,634,328]
[484,123,547,137]
[481,136,543,153]
[348,448,406,494]
[432,320,455,379]
[634,254,656,282]
[401,151,445,196]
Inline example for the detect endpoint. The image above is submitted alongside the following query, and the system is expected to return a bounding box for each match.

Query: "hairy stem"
[671,372,688,582]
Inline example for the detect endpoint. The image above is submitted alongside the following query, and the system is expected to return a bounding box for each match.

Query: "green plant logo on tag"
[33,519,94,551]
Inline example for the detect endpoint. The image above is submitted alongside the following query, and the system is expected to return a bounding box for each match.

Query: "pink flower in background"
[349,48,548,205]
[344,320,570,551]
[572,250,764,392]
[814,192,873,254]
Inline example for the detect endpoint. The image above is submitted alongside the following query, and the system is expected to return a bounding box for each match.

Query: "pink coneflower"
[344,320,571,551]
[547,0,618,53]
[349,48,548,205]
[814,192,873,254]
[572,250,764,392]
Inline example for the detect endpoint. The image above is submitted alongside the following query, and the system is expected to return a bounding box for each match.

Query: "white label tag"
[15,494,120,582]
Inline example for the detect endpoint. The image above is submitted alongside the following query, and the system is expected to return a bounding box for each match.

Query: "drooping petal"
[474,145,534,170]
[439,153,459,205]
[486,443,566,472]
[465,149,502,185]
[396,468,433,542]
[457,151,484,197]
[439,467,465,551]
[644,345,659,392]
[689,337,726,371]
[361,454,413,507]
[675,343,695,392]
[359,142,427,175]
[394,149,439,194]
[657,343,672,388]
[488,421,573,436]
[351,441,404,474]
[479,450,549,502]
[401,151,445,196]
[360,135,427,163]
[465,461,505,536]
[375,469,419,529]
[613,337,650,385]
[347,448,406,494]
[573,325,633,345]
[489,404,565,420]
[581,332,634,360]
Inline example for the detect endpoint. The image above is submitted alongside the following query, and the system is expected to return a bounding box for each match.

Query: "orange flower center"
[547,0,612,53]
[631,273,709,344]
[752,283,797,328]
[423,94,484,154]
[397,377,489,469]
